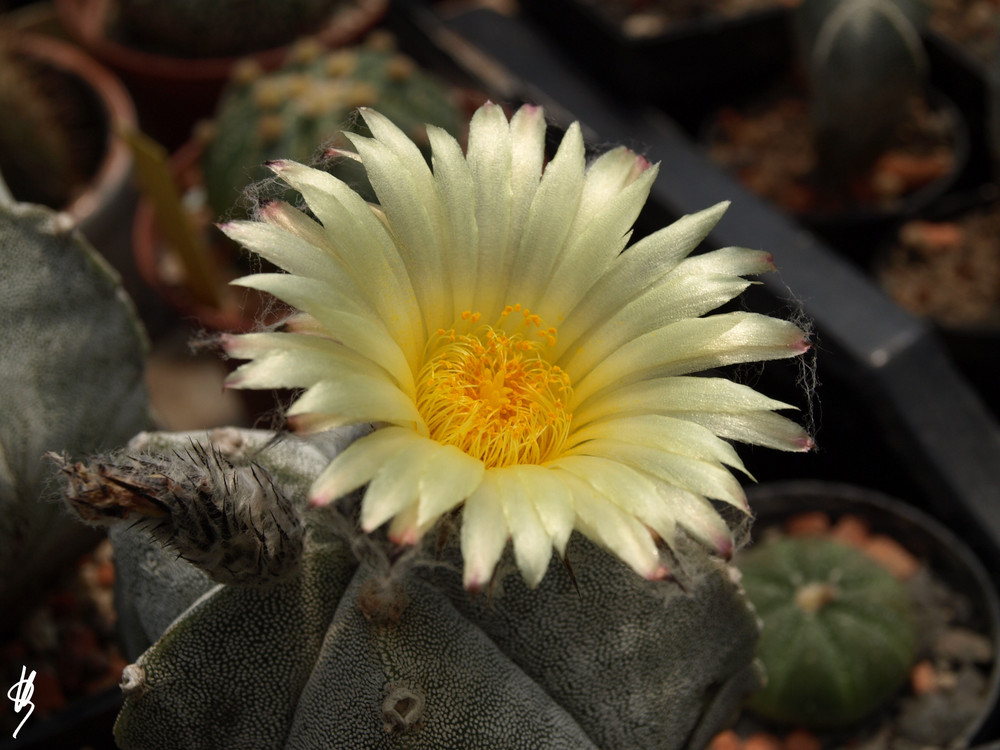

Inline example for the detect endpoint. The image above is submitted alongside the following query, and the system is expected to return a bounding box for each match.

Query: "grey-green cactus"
[111,0,353,58]
[199,36,464,218]
[738,536,917,728]
[795,0,930,180]
[0,198,151,626]
[58,427,763,749]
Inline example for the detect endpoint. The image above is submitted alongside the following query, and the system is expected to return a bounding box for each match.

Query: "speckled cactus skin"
[200,39,463,218]
[112,0,345,58]
[795,0,928,178]
[0,200,150,624]
[738,536,918,728]
[95,427,764,750]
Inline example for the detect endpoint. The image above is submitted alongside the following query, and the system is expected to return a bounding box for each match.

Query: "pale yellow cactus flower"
[221,102,812,590]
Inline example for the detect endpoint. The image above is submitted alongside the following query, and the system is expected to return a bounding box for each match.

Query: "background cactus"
[0,197,151,628]
[794,0,930,181]
[111,0,355,58]
[59,427,764,749]
[0,36,82,210]
[199,35,465,219]
[738,536,918,728]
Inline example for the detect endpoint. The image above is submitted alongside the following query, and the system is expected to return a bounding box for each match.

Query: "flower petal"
[224,332,400,391]
[570,312,808,407]
[360,438,438,531]
[265,161,424,367]
[309,426,419,505]
[495,467,552,588]
[467,102,514,318]
[503,121,585,306]
[514,465,575,557]
[557,248,776,377]
[552,202,730,361]
[416,445,486,527]
[538,161,658,322]
[348,109,451,334]
[287,374,424,433]
[461,471,510,591]
[557,472,663,580]
[550,455,676,544]
[233,273,415,393]
[568,414,749,476]
[571,440,748,511]
[427,124,479,323]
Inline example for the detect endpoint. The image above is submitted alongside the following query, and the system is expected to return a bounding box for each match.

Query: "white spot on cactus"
[120,664,147,698]
[381,685,424,734]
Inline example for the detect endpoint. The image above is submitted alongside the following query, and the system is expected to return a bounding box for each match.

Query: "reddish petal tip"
[647,564,671,582]
[308,494,330,508]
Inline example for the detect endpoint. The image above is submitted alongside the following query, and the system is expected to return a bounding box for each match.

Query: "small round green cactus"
[200,36,464,218]
[739,536,918,728]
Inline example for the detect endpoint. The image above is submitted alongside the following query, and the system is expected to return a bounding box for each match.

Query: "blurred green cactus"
[795,0,930,180]
[0,197,151,626]
[199,35,464,218]
[738,536,917,728]
[57,428,764,749]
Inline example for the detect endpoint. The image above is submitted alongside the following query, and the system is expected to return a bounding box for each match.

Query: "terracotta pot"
[7,33,136,238]
[54,0,389,149]
[5,32,149,326]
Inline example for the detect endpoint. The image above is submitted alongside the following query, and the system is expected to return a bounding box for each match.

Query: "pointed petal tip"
[647,563,671,582]
[797,435,817,452]
[389,527,421,547]
[308,492,332,508]
[715,534,735,561]
[264,158,292,173]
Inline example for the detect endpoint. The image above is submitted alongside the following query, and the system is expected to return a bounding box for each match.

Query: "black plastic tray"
[388,0,1000,645]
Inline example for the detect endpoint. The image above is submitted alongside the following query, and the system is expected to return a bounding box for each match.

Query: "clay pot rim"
[10,32,137,226]
[54,0,390,82]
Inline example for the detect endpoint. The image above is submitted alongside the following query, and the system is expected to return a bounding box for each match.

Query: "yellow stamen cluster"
[416,307,572,469]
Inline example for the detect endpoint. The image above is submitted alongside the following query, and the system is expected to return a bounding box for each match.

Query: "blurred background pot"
[54,0,388,148]
[0,31,137,268]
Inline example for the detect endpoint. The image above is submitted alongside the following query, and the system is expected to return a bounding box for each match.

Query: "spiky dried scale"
[50,443,304,586]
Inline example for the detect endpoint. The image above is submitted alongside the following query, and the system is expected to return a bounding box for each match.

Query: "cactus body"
[200,39,463,217]
[0,200,150,623]
[738,536,917,728]
[796,0,929,179]
[89,428,764,749]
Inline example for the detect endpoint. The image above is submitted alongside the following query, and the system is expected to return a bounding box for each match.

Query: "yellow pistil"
[415,307,572,469]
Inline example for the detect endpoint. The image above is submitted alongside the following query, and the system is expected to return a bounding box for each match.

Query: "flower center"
[415,306,572,469]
